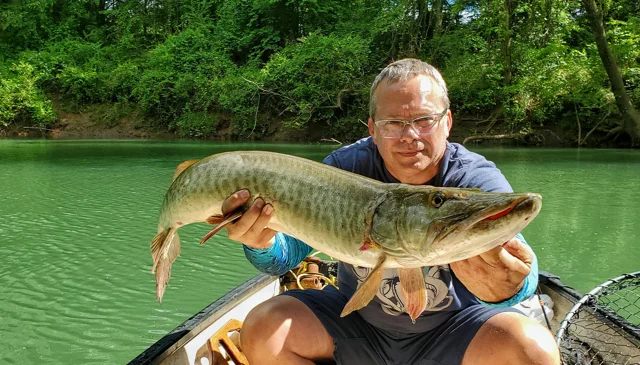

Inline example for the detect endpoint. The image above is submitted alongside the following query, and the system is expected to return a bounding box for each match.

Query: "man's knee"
[465,312,560,365]
[241,296,299,346]
[515,316,560,365]
[495,312,559,365]
[240,295,334,364]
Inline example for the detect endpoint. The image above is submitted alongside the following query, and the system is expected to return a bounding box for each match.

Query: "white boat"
[130,263,640,365]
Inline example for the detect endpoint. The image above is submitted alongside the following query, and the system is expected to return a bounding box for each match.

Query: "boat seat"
[208,319,248,365]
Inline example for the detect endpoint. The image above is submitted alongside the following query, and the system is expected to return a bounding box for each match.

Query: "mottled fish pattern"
[150,151,542,320]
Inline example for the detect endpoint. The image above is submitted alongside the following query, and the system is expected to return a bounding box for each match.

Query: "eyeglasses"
[373,109,448,139]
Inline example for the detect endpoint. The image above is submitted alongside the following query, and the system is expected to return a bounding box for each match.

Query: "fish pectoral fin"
[340,255,386,317]
[173,160,199,180]
[151,227,181,303]
[398,268,427,323]
[358,237,382,251]
[200,210,245,245]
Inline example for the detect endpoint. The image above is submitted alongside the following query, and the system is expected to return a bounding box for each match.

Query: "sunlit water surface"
[0,140,638,363]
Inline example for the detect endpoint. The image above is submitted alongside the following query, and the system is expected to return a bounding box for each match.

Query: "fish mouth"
[434,193,541,246]
[412,192,541,266]
[468,193,540,229]
[481,195,528,222]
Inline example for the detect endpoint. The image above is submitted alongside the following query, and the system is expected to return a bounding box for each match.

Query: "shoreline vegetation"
[1,1,639,147]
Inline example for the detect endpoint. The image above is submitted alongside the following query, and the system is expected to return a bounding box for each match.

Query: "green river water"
[0,140,638,364]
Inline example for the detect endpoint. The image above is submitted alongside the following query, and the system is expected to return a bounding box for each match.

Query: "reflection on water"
[0,140,638,363]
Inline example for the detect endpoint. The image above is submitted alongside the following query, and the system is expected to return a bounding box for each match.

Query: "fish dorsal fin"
[173,160,199,180]
[341,255,386,317]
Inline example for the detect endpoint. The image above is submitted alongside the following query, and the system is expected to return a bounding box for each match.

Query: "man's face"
[368,75,452,185]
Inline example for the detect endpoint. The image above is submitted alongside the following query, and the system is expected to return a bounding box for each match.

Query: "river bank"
[0,100,629,148]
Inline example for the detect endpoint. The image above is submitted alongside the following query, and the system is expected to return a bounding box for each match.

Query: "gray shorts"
[281,285,520,365]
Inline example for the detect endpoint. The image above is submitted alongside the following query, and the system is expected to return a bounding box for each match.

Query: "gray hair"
[369,58,450,118]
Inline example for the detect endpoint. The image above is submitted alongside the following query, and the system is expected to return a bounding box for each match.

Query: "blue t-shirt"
[243,137,538,333]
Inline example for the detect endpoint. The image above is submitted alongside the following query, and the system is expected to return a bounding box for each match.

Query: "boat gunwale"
[128,273,276,365]
[538,271,583,303]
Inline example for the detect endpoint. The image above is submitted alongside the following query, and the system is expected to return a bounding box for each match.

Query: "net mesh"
[559,273,640,365]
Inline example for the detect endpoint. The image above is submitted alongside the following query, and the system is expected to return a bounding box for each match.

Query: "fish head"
[372,186,542,266]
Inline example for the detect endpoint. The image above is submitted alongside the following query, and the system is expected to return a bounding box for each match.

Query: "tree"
[431,0,444,38]
[502,0,514,85]
[581,0,640,143]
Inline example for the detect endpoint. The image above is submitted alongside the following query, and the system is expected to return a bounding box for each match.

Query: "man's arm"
[243,233,313,276]
[451,233,539,307]
[449,157,539,305]
[222,190,312,276]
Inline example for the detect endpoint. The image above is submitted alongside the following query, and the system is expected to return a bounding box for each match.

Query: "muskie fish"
[151,151,542,321]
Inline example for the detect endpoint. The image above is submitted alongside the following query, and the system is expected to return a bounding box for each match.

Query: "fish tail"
[151,227,181,302]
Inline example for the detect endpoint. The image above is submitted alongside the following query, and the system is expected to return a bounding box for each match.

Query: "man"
[222,59,560,364]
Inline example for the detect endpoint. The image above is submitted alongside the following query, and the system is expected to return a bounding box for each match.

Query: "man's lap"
[280,286,521,365]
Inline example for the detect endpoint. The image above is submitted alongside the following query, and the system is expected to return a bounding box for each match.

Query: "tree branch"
[462,131,531,145]
[317,89,353,109]
[582,111,610,145]
[321,137,343,145]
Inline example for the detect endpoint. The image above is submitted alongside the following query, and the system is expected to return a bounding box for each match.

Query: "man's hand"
[222,189,277,249]
[449,237,533,303]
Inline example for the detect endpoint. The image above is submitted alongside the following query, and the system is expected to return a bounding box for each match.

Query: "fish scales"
[151,151,542,318]
[244,152,386,266]
[160,151,388,267]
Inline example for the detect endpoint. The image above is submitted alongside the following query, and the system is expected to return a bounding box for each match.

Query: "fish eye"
[431,192,445,208]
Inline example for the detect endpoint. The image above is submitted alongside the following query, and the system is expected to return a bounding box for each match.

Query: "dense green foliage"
[0,0,638,143]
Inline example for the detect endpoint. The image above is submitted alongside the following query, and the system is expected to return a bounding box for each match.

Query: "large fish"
[151,151,542,321]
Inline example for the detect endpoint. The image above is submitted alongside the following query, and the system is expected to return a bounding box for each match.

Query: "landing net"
[557,272,640,365]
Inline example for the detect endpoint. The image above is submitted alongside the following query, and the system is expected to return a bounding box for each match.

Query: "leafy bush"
[106,62,141,102]
[57,66,106,102]
[506,44,611,130]
[0,62,56,127]
[443,52,503,113]
[132,68,181,123]
[46,40,103,67]
[261,33,372,131]
[174,111,219,138]
[609,17,640,106]
[132,26,241,129]
[16,40,119,103]
[214,67,264,137]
